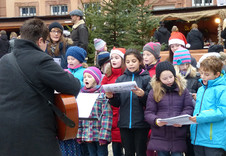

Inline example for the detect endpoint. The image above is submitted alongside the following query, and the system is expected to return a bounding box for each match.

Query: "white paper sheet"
[53,58,61,66]
[158,114,196,126]
[102,81,137,93]
[76,93,99,118]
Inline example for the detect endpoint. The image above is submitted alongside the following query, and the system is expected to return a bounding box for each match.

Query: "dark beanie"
[49,22,63,32]
[97,51,110,67]
[156,61,176,80]
[66,46,87,63]
[208,45,223,53]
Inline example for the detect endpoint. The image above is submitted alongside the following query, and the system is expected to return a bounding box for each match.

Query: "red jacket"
[101,67,123,142]
[145,61,160,77]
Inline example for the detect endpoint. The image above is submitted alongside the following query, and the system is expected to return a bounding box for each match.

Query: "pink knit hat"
[94,38,106,52]
[83,67,102,85]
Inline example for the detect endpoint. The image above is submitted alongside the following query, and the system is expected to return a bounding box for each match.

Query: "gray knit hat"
[143,42,161,59]
[69,9,83,17]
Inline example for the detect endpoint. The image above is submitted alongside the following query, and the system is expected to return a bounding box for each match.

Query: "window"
[83,3,101,12]
[51,5,68,15]
[192,0,213,6]
[20,7,36,16]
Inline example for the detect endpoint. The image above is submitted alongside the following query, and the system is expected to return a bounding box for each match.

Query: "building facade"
[0,0,220,18]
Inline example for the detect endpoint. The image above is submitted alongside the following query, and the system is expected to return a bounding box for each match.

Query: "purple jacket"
[144,75,194,152]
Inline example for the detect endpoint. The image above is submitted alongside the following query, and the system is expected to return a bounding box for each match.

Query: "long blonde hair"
[151,74,187,102]
[174,64,197,78]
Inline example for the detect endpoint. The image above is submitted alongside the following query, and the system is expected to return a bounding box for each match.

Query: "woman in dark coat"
[0,18,81,156]
[144,61,194,156]
[186,23,204,50]
[46,22,73,69]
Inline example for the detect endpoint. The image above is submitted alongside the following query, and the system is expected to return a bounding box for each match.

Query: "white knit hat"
[196,52,221,68]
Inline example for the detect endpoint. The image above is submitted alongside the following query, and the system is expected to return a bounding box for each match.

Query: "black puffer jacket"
[109,68,151,129]
[187,29,204,50]
[185,74,201,93]
[0,34,9,58]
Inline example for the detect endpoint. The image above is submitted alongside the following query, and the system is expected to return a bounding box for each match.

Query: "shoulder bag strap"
[8,53,75,128]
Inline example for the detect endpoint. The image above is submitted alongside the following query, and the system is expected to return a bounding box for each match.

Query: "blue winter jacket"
[190,71,226,151]
[67,66,85,88]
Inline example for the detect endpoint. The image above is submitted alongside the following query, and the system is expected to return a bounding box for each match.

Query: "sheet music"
[76,93,99,118]
[158,114,196,126]
[53,58,61,66]
[102,81,137,93]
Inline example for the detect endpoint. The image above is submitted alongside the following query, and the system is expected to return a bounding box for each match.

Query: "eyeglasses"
[50,30,62,34]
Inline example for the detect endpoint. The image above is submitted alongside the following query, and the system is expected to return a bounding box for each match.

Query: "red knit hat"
[168,32,190,48]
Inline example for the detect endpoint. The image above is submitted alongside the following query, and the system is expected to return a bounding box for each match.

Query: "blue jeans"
[112,142,124,156]
[86,141,108,156]
[157,151,183,156]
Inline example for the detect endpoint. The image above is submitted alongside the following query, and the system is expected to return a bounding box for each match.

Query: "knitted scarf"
[145,59,160,71]
[81,85,102,93]
[162,82,177,92]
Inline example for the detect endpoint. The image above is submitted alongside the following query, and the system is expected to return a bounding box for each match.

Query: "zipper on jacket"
[194,88,207,144]
[210,123,213,140]
[129,74,135,129]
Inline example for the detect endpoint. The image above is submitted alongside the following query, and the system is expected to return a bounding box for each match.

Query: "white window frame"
[51,5,68,15]
[192,0,213,6]
[20,7,36,16]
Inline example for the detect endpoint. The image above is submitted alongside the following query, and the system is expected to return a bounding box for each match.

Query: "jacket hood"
[189,29,201,37]
[158,27,170,34]
[0,34,8,41]
[151,73,187,91]
[199,70,226,88]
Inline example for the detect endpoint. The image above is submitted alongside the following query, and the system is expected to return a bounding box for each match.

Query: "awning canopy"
[151,8,226,21]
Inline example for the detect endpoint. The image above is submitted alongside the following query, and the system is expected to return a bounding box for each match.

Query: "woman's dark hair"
[124,48,145,69]
[20,18,49,43]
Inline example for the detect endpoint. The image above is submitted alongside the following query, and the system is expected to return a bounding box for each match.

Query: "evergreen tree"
[126,0,160,50]
[81,0,102,64]
[81,0,160,64]
[96,0,131,49]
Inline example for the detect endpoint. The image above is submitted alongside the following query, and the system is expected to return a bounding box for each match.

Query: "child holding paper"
[144,61,194,156]
[106,49,151,156]
[77,67,113,156]
[101,47,126,156]
[190,56,226,156]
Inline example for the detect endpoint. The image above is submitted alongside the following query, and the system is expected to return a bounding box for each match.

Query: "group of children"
[52,33,226,156]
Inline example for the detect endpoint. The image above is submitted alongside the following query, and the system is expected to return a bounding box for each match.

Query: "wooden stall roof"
[151,5,226,21]
[0,15,73,31]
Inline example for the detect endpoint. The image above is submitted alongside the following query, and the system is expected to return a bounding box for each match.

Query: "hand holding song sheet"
[158,114,196,126]
[102,81,137,93]
[76,93,99,119]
